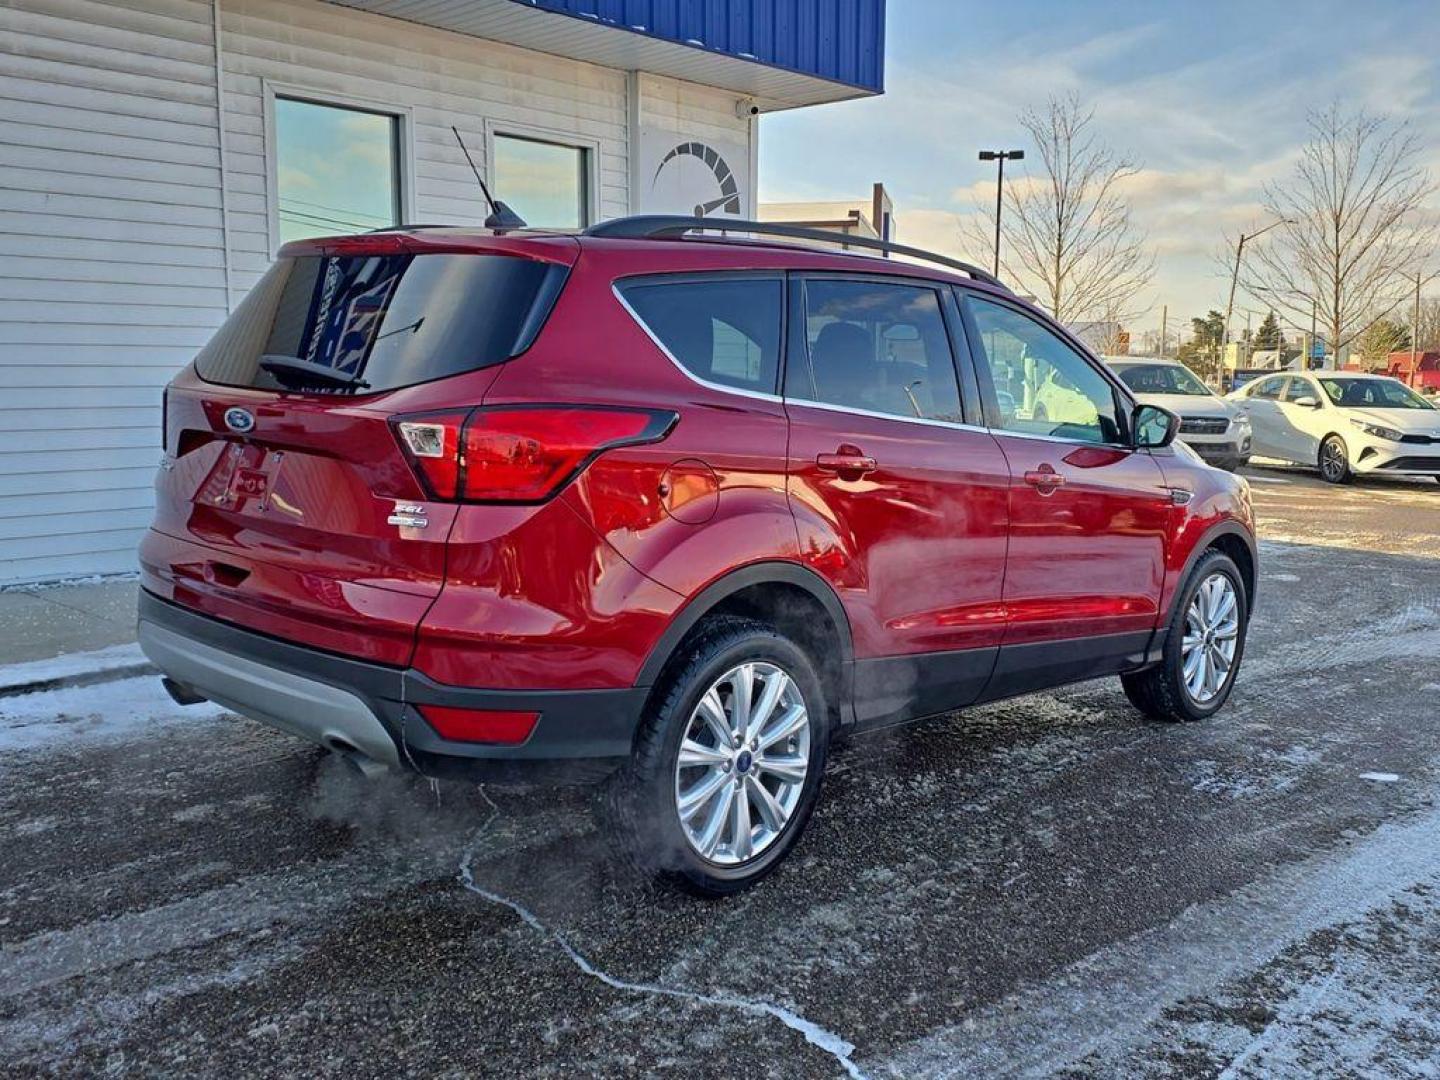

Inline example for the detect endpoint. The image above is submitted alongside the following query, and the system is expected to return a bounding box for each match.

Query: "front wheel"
[1122,550,1249,723]
[1319,435,1351,484]
[600,616,830,896]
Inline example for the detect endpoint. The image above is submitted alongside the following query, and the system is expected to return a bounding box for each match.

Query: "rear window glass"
[194,253,564,394]
[619,278,782,393]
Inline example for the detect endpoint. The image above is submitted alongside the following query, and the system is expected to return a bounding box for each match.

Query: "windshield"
[1318,378,1435,410]
[1114,363,1212,396]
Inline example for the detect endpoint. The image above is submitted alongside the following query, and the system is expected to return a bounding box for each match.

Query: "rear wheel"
[1122,550,1248,723]
[601,616,830,895]
[1319,435,1351,484]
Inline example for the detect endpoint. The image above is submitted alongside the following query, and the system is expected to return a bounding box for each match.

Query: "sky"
[760,0,1440,339]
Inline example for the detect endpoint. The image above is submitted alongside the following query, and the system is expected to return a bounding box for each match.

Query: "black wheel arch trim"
[634,561,854,688]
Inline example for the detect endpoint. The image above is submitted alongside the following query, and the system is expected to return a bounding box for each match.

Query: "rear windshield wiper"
[259,354,370,390]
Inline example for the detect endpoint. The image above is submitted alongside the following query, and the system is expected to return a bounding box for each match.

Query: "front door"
[961,293,1172,691]
[784,276,1010,725]
[1275,374,1324,463]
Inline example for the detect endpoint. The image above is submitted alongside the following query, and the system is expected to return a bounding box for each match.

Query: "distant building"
[1387,351,1440,392]
[760,184,895,244]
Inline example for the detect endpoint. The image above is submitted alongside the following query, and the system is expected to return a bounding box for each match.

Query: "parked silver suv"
[1106,357,1251,471]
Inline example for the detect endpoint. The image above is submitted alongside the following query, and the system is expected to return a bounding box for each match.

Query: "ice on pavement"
[0,675,228,755]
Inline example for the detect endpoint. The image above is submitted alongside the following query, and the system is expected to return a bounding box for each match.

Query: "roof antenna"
[452,125,526,231]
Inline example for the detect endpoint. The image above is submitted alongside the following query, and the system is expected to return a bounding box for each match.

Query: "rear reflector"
[391,405,676,503]
[417,704,539,745]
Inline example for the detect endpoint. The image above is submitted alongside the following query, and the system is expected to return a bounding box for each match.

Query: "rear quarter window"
[618,277,783,394]
[194,253,566,394]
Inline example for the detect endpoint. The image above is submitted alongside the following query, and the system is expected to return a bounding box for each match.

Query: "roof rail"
[584,215,1007,289]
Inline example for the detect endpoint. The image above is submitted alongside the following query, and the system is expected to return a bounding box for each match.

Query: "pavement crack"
[457,787,868,1080]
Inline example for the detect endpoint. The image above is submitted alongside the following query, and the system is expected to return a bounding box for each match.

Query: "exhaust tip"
[161,677,207,707]
[324,736,390,780]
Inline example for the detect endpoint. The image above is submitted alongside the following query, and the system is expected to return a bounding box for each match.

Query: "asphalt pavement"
[2,464,1438,1078]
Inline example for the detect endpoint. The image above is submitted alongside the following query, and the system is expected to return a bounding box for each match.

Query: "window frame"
[612,270,788,400]
[957,288,1137,448]
[784,272,984,430]
[262,80,416,257]
[485,119,600,230]
[1249,374,1290,400]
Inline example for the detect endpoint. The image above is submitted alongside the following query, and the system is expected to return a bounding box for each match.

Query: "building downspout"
[212,0,235,313]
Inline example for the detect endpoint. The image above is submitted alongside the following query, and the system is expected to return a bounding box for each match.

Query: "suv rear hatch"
[143,231,575,665]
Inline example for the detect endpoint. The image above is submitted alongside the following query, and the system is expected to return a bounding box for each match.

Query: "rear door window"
[618,276,783,394]
[195,253,566,394]
[789,279,963,422]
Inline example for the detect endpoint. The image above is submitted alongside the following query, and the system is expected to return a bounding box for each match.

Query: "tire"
[1318,434,1352,484]
[1121,550,1249,723]
[599,616,831,896]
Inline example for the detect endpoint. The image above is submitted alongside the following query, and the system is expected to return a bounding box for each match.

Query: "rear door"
[784,275,1010,725]
[143,239,573,663]
[1237,374,1289,458]
[960,292,1171,682]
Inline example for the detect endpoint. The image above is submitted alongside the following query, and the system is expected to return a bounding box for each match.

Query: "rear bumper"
[138,590,645,781]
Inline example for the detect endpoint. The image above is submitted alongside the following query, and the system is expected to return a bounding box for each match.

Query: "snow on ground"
[0,643,148,694]
[0,675,228,755]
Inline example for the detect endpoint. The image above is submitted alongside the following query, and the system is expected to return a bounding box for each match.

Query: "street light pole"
[1224,217,1292,361]
[978,149,1024,279]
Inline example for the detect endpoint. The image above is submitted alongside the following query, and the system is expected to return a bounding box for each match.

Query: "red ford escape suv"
[139,217,1256,894]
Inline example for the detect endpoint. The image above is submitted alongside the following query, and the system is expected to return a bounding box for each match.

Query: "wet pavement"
[2,465,1438,1078]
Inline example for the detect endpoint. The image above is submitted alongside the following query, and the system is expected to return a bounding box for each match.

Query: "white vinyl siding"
[218,0,630,297]
[0,0,227,584]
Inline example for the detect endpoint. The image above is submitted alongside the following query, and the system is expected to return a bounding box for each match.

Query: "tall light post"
[978,149,1024,278]
[1224,217,1293,354]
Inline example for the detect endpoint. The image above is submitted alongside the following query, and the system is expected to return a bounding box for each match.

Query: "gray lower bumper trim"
[138,619,400,767]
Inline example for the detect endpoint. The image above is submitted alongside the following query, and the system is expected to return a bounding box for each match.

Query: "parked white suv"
[1227,371,1440,484]
[1106,358,1252,471]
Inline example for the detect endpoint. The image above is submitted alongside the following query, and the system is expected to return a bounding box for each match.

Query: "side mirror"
[1292,395,1320,408]
[1133,403,1180,448]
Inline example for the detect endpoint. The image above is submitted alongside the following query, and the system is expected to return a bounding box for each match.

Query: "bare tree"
[1241,103,1437,358]
[965,94,1154,327]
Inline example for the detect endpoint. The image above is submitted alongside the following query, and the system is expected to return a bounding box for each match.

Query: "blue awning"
[516,1,886,93]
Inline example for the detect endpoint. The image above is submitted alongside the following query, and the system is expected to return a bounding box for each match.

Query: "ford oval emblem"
[223,407,255,434]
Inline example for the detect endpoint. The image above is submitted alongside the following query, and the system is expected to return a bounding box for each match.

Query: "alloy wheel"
[673,661,811,865]
[1181,572,1240,704]
[1320,438,1347,482]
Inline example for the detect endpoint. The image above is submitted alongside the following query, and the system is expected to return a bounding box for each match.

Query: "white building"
[0,0,887,584]
[760,183,895,243]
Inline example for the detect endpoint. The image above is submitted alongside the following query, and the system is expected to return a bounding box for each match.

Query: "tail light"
[391,405,676,503]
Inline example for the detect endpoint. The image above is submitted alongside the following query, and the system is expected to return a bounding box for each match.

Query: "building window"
[274,96,401,243]
[492,133,590,229]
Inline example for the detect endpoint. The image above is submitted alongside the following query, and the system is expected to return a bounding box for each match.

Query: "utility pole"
[978,149,1024,278]
[1310,297,1318,371]
[1160,305,1168,359]
[1413,272,1422,388]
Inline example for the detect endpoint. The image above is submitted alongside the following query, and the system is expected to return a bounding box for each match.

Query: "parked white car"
[1106,357,1252,470]
[1226,371,1440,484]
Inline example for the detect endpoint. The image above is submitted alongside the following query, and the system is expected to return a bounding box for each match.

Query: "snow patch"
[1359,772,1401,784]
[0,675,228,755]
[0,644,147,694]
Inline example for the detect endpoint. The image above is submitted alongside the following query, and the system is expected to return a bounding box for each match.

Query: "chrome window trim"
[611,281,785,405]
[783,396,990,434]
